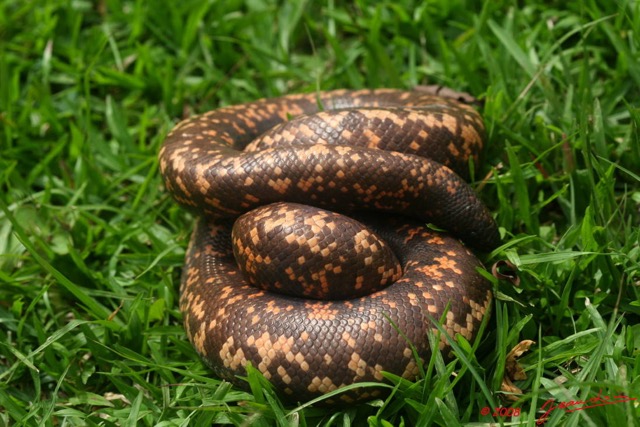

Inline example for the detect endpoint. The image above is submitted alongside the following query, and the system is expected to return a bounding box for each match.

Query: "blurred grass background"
[1,0,639,425]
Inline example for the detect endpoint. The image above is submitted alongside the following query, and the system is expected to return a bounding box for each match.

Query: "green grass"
[1,0,639,425]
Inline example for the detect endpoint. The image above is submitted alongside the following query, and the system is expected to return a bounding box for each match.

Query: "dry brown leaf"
[500,340,536,400]
[414,85,481,105]
[501,376,523,402]
[491,260,521,286]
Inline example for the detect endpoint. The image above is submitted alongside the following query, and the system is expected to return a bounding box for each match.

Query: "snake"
[159,89,500,403]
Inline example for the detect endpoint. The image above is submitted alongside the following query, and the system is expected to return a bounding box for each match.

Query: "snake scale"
[159,89,500,402]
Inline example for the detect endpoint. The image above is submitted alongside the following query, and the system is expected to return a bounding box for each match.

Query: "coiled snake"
[159,89,500,402]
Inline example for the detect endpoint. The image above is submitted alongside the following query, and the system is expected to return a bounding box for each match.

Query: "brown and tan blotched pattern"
[160,89,500,402]
[232,202,403,300]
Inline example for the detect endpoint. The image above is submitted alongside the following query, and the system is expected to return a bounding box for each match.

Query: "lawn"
[1,0,639,425]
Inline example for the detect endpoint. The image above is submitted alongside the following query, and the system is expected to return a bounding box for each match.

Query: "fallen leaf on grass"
[501,340,535,401]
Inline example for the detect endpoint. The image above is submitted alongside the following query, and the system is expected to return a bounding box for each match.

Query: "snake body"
[159,89,499,402]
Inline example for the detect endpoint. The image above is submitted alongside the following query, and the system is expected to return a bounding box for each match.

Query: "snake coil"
[159,89,499,402]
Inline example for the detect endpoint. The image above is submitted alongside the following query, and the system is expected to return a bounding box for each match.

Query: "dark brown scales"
[160,89,499,402]
[232,202,403,300]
